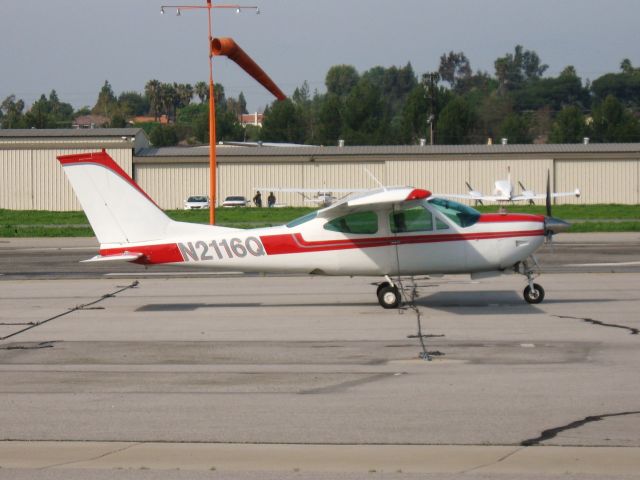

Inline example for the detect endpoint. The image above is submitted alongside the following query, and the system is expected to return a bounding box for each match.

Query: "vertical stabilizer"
[58,151,172,245]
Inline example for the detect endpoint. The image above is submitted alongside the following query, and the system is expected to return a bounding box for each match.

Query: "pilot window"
[286,211,318,228]
[428,198,480,228]
[390,206,433,233]
[324,211,378,234]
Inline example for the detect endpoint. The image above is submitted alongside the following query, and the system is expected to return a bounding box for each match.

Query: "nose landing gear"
[377,276,402,309]
[517,257,545,304]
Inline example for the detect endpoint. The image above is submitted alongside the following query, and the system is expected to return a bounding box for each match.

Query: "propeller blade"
[545,169,552,218]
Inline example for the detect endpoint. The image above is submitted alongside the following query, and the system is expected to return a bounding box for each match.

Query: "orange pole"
[207,1,216,225]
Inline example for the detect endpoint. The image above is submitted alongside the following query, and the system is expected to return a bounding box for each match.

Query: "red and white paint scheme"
[57,151,569,308]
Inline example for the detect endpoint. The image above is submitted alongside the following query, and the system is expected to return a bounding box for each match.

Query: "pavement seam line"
[37,442,142,470]
[458,446,524,474]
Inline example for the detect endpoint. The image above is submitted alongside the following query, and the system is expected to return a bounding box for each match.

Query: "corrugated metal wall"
[556,158,640,204]
[0,148,132,210]
[3,148,640,210]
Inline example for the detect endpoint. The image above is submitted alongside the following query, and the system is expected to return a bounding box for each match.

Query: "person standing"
[253,190,262,208]
[267,191,276,208]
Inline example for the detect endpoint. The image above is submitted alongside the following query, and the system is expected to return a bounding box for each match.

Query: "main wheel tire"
[376,281,391,297]
[378,285,401,309]
[523,283,545,304]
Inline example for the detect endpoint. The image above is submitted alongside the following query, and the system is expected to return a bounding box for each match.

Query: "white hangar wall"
[135,145,640,208]
[1,137,639,210]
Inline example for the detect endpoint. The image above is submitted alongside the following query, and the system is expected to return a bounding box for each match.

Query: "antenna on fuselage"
[363,167,386,191]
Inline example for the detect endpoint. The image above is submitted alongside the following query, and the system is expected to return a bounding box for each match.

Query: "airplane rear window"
[324,211,378,234]
[390,206,433,233]
[428,198,480,227]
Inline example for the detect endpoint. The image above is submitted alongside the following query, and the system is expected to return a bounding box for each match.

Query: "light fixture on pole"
[160,1,260,225]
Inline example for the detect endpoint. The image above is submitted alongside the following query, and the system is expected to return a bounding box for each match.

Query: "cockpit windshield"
[428,198,480,228]
[286,211,318,228]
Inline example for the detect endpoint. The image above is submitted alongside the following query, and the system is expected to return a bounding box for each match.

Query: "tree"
[498,113,532,144]
[118,91,149,117]
[342,78,386,145]
[549,106,587,143]
[591,64,640,108]
[436,97,476,144]
[325,65,359,97]
[438,51,472,91]
[1,95,26,128]
[317,93,343,145]
[92,80,117,116]
[590,95,640,142]
[261,99,305,143]
[145,79,162,120]
[149,124,179,146]
[194,81,208,104]
[494,45,548,93]
[401,85,429,143]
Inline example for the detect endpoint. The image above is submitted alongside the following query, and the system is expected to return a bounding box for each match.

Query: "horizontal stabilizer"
[81,252,143,263]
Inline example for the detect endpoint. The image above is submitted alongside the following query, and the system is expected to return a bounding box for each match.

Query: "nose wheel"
[523,283,545,304]
[517,257,545,304]
[377,278,402,309]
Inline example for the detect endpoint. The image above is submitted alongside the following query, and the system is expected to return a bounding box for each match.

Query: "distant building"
[132,115,169,125]
[72,114,109,129]
[239,113,263,127]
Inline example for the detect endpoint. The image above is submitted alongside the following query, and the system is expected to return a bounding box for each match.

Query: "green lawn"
[1,204,640,237]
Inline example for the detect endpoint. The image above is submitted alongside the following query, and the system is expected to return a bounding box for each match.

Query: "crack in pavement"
[521,410,640,446]
[0,281,139,342]
[554,314,639,335]
[38,442,142,470]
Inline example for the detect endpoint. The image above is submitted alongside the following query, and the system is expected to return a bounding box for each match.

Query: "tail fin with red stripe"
[57,150,172,245]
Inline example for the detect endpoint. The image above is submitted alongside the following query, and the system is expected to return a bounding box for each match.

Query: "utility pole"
[422,72,440,145]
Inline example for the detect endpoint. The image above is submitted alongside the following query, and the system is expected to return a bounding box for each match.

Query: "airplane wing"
[316,187,431,218]
[511,189,581,201]
[433,193,505,202]
[255,187,369,193]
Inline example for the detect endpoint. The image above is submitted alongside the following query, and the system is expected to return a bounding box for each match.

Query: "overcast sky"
[1,0,639,113]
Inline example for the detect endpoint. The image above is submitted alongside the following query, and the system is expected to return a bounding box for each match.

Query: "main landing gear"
[377,275,402,309]
[517,257,545,304]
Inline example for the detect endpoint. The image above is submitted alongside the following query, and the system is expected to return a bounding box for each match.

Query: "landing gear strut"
[377,275,401,309]
[517,257,545,304]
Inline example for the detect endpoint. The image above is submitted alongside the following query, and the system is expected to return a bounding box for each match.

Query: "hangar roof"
[0,128,143,138]
[136,143,640,159]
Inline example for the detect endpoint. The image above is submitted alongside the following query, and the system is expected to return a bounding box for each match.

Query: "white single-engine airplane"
[256,188,369,207]
[442,167,580,204]
[58,151,570,308]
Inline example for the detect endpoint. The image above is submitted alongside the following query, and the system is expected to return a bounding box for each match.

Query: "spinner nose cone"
[545,216,571,234]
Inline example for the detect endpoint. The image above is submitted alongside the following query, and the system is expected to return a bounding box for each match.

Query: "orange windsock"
[211,37,286,101]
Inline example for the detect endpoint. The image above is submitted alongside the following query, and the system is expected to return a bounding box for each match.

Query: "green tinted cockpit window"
[286,211,318,228]
[390,206,433,233]
[428,198,480,228]
[324,211,378,234]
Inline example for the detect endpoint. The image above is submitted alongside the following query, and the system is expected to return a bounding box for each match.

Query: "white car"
[184,195,210,210]
[222,195,248,207]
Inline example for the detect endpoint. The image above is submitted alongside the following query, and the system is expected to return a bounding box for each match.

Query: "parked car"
[222,195,249,207]
[184,195,210,210]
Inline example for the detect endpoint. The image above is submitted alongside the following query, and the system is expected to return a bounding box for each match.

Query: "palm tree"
[145,79,162,121]
[195,81,208,104]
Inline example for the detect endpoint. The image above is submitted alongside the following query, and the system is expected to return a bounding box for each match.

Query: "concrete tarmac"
[1,234,640,479]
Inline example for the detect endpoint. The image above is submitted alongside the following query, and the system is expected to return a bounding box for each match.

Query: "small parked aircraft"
[255,188,368,207]
[58,151,570,308]
[442,167,580,204]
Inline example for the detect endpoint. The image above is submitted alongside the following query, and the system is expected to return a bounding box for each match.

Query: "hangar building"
[1,129,639,210]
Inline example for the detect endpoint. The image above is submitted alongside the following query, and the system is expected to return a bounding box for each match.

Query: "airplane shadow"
[414,291,615,315]
[136,302,376,312]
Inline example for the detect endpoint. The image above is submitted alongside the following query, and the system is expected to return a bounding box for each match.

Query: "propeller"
[465,181,483,206]
[544,169,570,245]
[518,180,535,205]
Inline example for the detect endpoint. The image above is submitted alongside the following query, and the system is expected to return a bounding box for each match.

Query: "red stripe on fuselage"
[100,243,184,265]
[260,229,544,256]
[478,213,546,223]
